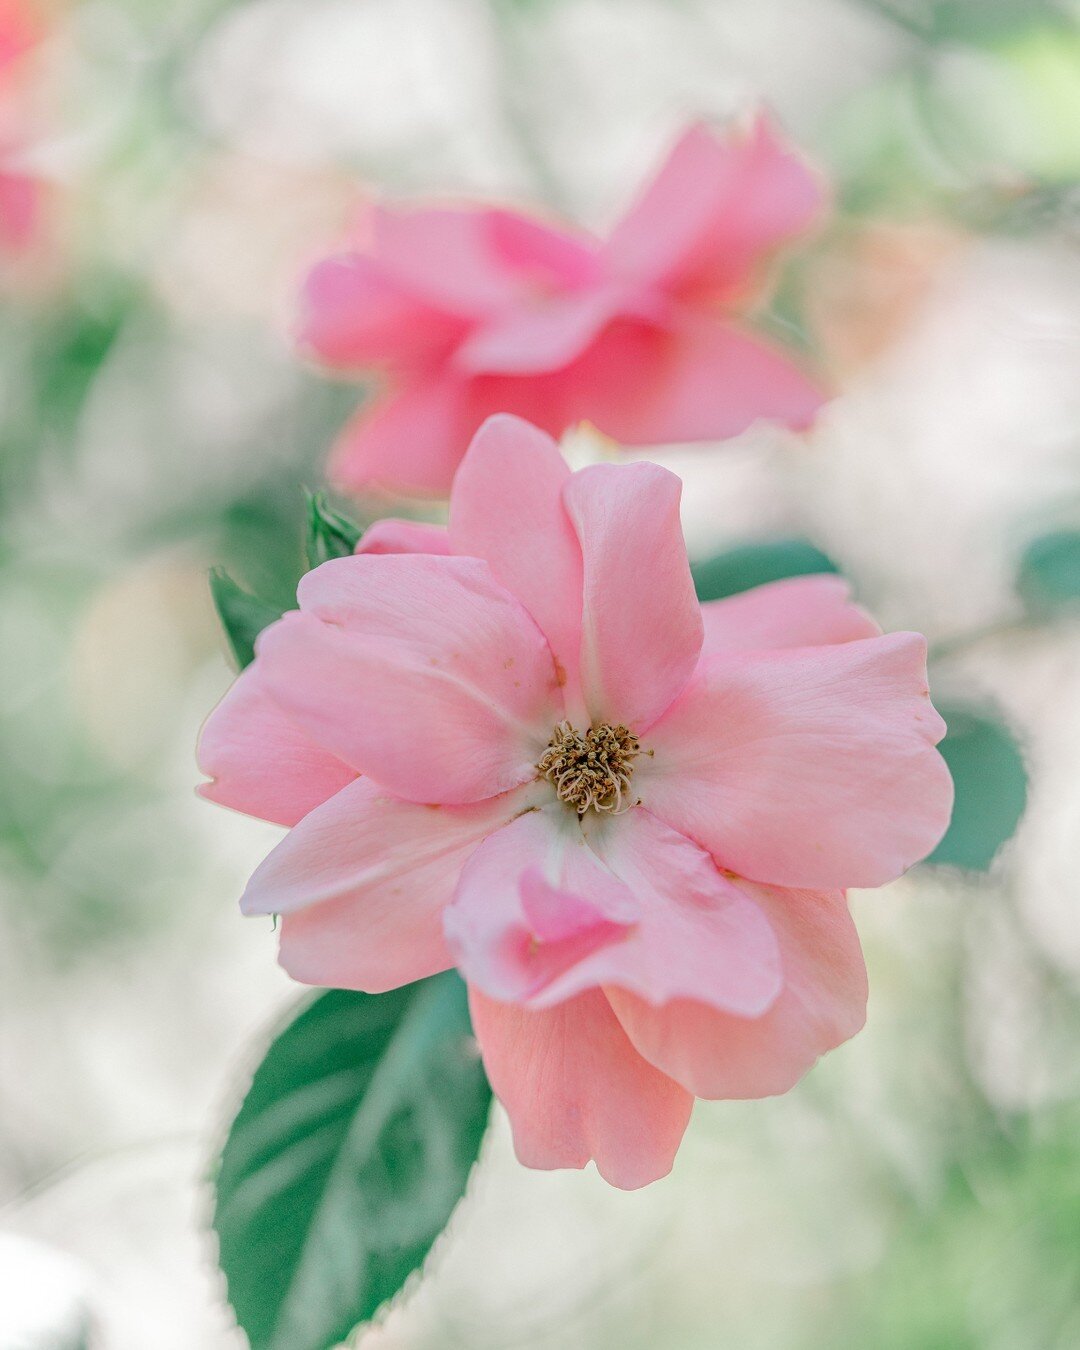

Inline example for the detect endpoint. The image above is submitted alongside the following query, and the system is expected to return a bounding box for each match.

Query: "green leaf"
[1018,529,1080,615]
[929,0,1071,44]
[927,707,1027,871]
[209,568,285,671]
[213,974,491,1350]
[692,539,839,603]
[305,492,363,569]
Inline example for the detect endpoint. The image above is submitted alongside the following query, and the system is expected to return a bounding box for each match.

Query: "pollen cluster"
[537,721,642,816]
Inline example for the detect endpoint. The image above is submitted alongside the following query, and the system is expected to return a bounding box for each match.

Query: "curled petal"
[375,207,597,320]
[607,882,867,1099]
[486,209,601,290]
[242,777,537,992]
[444,807,781,1014]
[444,808,637,1005]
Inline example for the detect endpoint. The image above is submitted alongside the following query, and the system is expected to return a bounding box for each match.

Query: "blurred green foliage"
[857,0,1075,43]
[1018,529,1080,615]
[830,4,1080,225]
[829,1106,1080,1350]
[691,539,839,602]
[928,708,1029,871]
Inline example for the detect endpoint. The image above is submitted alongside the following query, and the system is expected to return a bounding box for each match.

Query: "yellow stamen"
[537,721,642,816]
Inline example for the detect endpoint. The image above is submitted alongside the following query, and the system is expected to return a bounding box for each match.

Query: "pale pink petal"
[374,205,601,318]
[374,206,525,316]
[449,415,586,719]
[469,987,693,1189]
[355,518,452,555]
[487,209,600,290]
[444,808,637,1005]
[297,254,463,370]
[0,171,39,253]
[567,316,825,446]
[562,461,702,730]
[637,633,954,889]
[444,807,781,1014]
[254,555,561,804]
[700,575,880,656]
[520,865,632,942]
[607,883,867,1099]
[460,369,588,449]
[604,114,825,301]
[0,1,40,69]
[454,285,627,375]
[328,376,468,499]
[242,778,536,992]
[329,371,577,500]
[196,667,355,827]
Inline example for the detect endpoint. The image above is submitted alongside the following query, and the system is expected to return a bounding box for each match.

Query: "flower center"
[537,721,642,816]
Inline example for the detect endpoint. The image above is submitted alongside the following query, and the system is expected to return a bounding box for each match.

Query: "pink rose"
[199,415,952,1188]
[298,114,828,498]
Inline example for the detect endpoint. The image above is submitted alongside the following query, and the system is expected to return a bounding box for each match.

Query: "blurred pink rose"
[199,415,951,1188]
[298,114,828,498]
[0,0,44,257]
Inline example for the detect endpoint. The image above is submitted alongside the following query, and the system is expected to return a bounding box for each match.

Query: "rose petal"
[700,575,880,656]
[329,371,581,500]
[637,633,954,888]
[355,518,452,556]
[197,667,355,826]
[470,986,693,1189]
[255,555,561,804]
[443,807,637,1005]
[297,253,463,370]
[444,807,782,1014]
[562,461,703,730]
[454,285,626,376]
[450,414,586,721]
[604,114,825,301]
[607,882,867,1098]
[487,209,600,290]
[373,206,518,314]
[328,375,469,499]
[242,777,537,992]
[568,316,825,446]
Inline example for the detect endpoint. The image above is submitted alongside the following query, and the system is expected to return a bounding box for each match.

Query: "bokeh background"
[2,0,1080,1345]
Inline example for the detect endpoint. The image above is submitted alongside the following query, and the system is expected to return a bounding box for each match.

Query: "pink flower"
[298,114,827,499]
[199,415,952,1188]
